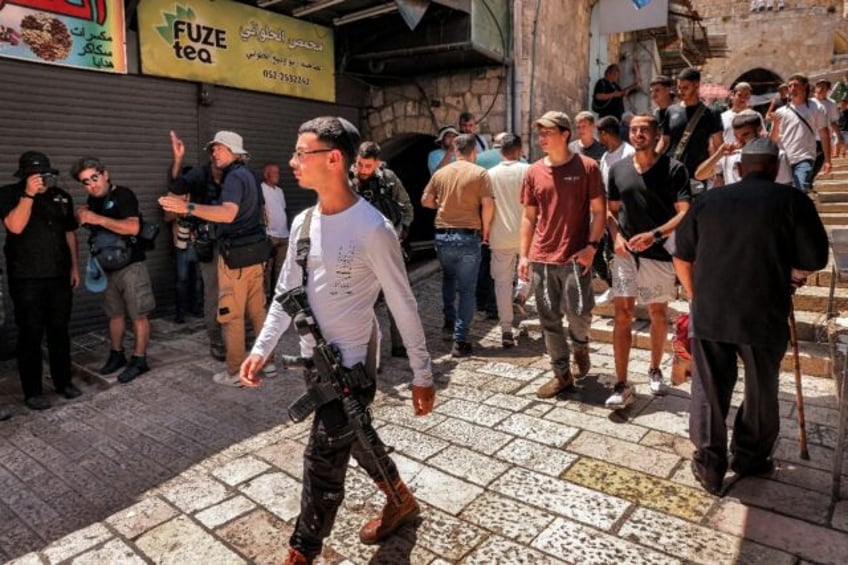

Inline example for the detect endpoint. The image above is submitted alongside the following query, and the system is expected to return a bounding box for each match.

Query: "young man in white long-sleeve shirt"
[239,116,435,565]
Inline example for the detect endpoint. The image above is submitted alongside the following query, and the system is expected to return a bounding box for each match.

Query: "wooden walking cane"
[788,299,811,460]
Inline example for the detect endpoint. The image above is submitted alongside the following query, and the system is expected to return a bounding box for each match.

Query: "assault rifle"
[278,286,402,505]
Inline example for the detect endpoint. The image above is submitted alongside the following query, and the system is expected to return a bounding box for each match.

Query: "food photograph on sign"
[0,0,126,73]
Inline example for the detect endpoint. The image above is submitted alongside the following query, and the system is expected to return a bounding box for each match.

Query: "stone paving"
[0,271,847,564]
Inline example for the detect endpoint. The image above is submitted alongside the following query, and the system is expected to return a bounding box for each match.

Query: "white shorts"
[611,254,676,304]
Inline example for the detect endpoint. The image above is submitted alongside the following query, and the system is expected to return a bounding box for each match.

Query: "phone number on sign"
[262,69,310,85]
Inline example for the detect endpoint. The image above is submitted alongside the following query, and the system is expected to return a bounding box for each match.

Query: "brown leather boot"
[282,548,309,565]
[359,479,420,544]
[535,371,574,399]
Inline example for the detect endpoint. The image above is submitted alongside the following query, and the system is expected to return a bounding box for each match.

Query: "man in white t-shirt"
[771,73,831,192]
[261,163,289,300]
[240,116,434,565]
[595,115,635,300]
[720,82,763,144]
[813,78,844,177]
[695,110,793,187]
[487,133,530,347]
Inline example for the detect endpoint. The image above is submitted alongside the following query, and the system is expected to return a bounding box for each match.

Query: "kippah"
[741,137,779,157]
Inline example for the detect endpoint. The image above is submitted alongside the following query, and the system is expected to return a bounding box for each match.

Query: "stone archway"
[732,67,784,95]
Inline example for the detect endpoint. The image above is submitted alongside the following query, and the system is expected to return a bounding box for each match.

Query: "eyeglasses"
[79,173,100,186]
[291,148,333,163]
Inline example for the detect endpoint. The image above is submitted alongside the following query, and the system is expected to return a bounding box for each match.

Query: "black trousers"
[8,277,73,399]
[689,338,784,478]
[290,384,399,560]
[476,244,496,314]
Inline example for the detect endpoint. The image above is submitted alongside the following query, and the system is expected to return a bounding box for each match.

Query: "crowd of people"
[0,66,835,562]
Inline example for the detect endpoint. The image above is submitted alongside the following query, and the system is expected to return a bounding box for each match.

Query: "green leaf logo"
[156,5,196,43]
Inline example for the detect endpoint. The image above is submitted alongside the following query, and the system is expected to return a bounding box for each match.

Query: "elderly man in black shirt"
[674,138,828,494]
[0,152,81,410]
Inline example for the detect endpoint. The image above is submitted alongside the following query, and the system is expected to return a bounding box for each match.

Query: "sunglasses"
[79,172,101,186]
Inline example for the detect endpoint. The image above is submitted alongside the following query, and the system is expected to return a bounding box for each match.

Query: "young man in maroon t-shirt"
[519,111,606,398]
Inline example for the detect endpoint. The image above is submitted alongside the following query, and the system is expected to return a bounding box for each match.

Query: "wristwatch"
[186,202,196,217]
[587,241,600,249]
[652,229,664,241]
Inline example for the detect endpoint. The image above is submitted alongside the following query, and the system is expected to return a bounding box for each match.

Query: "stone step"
[818,212,848,225]
[519,316,832,377]
[812,180,848,192]
[591,299,829,343]
[815,202,848,213]
[814,191,848,203]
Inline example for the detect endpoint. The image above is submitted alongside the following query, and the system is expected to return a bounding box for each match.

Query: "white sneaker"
[595,288,612,305]
[605,381,634,409]
[263,362,278,378]
[213,371,242,387]
[648,368,668,396]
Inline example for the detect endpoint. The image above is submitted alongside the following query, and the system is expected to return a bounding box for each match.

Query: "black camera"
[40,172,57,189]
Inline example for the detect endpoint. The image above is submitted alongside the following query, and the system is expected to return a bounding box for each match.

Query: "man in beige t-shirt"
[422,134,494,357]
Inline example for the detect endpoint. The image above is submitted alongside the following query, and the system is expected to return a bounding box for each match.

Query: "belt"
[435,228,480,235]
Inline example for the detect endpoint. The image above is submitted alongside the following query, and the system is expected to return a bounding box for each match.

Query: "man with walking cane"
[673,137,828,495]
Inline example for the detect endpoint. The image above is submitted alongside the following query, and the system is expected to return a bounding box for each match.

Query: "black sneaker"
[60,384,82,399]
[0,408,10,421]
[118,355,150,384]
[451,341,473,358]
[442,321,454,341]
[98,349,126,375]
[502,330,515,349]
[25,395,51,411]
[209,343,226,362]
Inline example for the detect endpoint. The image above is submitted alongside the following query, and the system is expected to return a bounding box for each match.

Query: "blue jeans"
[435,232,481,342]
[791,159,814,193]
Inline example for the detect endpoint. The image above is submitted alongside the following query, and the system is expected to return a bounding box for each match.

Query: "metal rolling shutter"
[205,86,359,218]
[0,58,198,338]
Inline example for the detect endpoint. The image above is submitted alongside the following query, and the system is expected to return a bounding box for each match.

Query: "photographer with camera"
[160,131,271,387]
[162,131,225,358]
[239,117,434,565]
[351,141,414,358]
[72,157,154,385]
[0,151,82,411]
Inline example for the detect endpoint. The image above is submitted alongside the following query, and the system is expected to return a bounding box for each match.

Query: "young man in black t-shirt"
[606,115,691,409]
[72,157,155,384]
[657,68,723,185]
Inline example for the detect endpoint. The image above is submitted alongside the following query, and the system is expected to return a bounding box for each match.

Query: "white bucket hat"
[205,131,248,155]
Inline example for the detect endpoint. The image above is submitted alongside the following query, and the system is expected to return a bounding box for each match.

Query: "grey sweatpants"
[532,262,593,376]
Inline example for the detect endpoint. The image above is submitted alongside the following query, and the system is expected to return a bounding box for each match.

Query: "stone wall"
[516,0,597,155]
[363,67,508,144]
[691,0,847,86]
[362,0,600,154]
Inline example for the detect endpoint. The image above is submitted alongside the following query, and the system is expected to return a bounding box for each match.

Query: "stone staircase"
[580,159,848,379]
